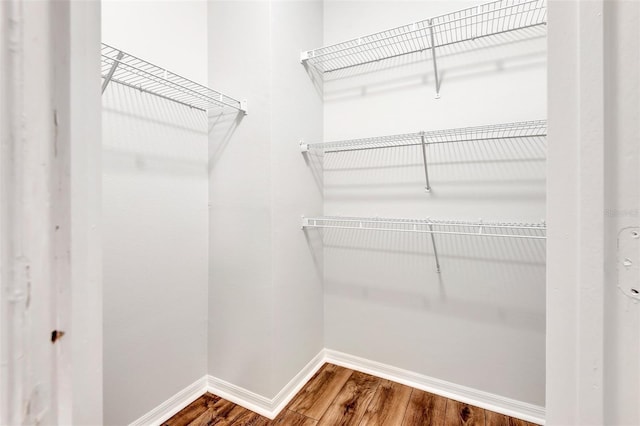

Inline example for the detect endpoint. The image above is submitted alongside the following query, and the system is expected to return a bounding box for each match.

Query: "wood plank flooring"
[163,364,539,426]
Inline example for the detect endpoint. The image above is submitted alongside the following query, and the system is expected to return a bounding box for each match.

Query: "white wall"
[63,1,104,423]
[208,0,274,397]
[101,1,209,424]
[321,0,547,406]
[270,0,325,395]
[208,0,324,399]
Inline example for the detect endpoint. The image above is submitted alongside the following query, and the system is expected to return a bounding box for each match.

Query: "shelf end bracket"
[301,216,310,230]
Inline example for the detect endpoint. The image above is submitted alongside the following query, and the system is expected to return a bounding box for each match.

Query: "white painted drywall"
[61,1,104,424]
[101,0,208,86]
[321,0,547,407]
[269,0,325,396]
[207,0,324,399]
[208,0,274,397]
[101,1,209,424]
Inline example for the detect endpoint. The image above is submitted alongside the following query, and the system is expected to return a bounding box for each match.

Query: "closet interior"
[101,0,547,424]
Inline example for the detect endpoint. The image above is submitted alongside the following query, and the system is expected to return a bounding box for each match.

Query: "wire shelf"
[302,120,546,153]
[101,43,247,114]
[302,216,546,240]
[301,0,546,74]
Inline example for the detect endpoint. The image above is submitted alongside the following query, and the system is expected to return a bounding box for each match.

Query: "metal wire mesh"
[301,0,546,73]
[303,216,546,240]
[310,132,423,153]
[306,120,546,153]
[101,43,245,113]
[430,0,547,47]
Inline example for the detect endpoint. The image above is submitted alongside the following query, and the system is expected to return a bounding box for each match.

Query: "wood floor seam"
[396,387,414,426]
[316,369,354,422]
[399,389,415,426]
[353,376,383,426]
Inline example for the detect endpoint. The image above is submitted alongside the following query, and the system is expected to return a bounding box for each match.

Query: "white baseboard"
[206,349,326,419]
[129,376,208,426]
[130,348,545,425]
[268,349,327,416]
[324,349,545,425]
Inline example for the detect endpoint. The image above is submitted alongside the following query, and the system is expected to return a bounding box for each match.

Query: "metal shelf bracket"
[428,223,441,273]
[101,50,123,94]
[427,19,441,99]
[301,216,310,229]
[420,132,432,192]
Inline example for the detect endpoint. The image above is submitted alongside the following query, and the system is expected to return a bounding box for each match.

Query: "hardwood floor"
[163,364,539,426]
[288,364,352,420]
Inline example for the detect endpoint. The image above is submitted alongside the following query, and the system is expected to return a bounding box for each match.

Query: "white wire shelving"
[300,0,547,97]
[301,216,546,273]
[300,119,547,192]
[101,43,247,114]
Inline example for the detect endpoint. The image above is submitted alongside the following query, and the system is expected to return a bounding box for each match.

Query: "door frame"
[0,0,102,424]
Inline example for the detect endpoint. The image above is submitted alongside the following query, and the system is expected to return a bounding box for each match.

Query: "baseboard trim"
[205,375,274,419]
[324,349,545,425]
[130,348,545,425]
[269,349,327,416]
[128,376,208,426]
[206,349,326,419]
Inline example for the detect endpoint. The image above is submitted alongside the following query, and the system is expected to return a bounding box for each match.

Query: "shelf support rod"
[420,133,432,192]
[102,51,124,94]
[428,19,441,99]
[428,224,441,273]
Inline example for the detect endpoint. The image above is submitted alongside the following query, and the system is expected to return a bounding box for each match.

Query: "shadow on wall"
[102,83,209,176]
[303,61,324,99]
[307,226,545,332]
[317,26,546,102]
[304,224,324,279]
[103,82,246,176]
[301,147,325,195]
[208,107,245,171]
[322,135,546,203]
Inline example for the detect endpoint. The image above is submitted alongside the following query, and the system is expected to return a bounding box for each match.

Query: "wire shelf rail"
[302,120,546,153]
[300,120,546,192]
[300,0,547,96]
[302,216,546,239]
[302,215,546,273]
[101,43,247,114]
